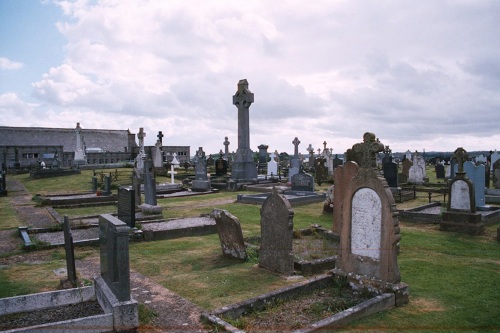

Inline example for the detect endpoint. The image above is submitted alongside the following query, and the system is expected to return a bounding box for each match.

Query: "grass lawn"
[1,166,499,332]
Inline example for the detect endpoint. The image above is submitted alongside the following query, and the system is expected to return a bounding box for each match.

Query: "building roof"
[0,125,136,153]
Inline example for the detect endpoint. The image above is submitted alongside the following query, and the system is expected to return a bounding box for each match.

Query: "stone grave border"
[201,273,396,333]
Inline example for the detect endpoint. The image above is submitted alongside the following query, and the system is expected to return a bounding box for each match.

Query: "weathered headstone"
[408,152,425,184]
[399,158,413,183]
[136,127,146,173]
[493,160,500,189]
[63,216,77,287]
[212,209,247,260]
[215,156,228,176]
[117,186,135,228]
[291,168,314,192]
[314,156,327,185]
[267,152,278,177]
[192,147,211,191]
[259,187,294,275]
[231,79,258,181]
[144,158,157,206]
[102,175,112,196]
[336,133,402,284]
[74,122,86,165]
[257,144,269,175]
[307,144,315,168]
[91,176,98,193]
[153,140,163,168]
[332,161,360,235]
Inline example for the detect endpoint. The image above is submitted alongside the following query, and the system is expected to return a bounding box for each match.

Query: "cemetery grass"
[0,196,19,230]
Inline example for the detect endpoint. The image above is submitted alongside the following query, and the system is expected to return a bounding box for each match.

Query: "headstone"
[441,147,483,234]
[435,163,445,179]
[491,150,500,171]
[267,152,278,178]
[153,140,163,168]
[259,187,294,275]
[136,128,146,173]
[257,144,269,175]
[231,79,257,181]
[463,161,486,207]
[291,168,314,192]
[212,209,247,260]
[117,187,135,228]
[0,171,7,197]
[332,154,343,170]
[168,153,180,184]
[143,158,157,206]
[91,176,98,193]
[399,158,413,183]
[314,156,327,185]
[102,175,112,196]
[288,137,301,182]
[99,214,132,302]
[408,152,425,184]
[63,216,77,287]
[332,161,360,235]
[493,160,500,189]
[336,132,402,284]
[382,148,398,187]
[192,147,211,191]
[215,156,228,176]
[74,122,86,165]
[223,136,230,158]
[306,144,315,168]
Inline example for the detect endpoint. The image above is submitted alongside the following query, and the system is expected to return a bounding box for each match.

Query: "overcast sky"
[1,0,499,155]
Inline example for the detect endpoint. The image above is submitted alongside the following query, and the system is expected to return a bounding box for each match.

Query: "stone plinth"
[440,211,484,235]
[192,179,211,192]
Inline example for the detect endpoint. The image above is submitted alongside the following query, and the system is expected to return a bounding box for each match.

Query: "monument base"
[192,180,211,192]
[440,211,484,235]
[139,203,164,215]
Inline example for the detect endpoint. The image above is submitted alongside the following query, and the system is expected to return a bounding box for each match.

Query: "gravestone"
[63,216,77,287]
[192,147,211,191]
[117,186,135,228]
[408,152,425,184]
[257,144,269,175]
[399,158,413,183]
[289,137,301,182]
[463,161,486,207]
[212,209,247,260]
[332,161,359,235]
[267,152,278,178]
[441,148,483,235]
[382,148,398,187]
[336,132,402,285]
[74,122,86,165]
[223,136,230,158]
[231,79,258,182]
[314,156,328,185]
[144,158,157,206]
[291,168,314,192]
[91,176,98,193]
[0,171,7,197]
[435,163,445,179]
[307,144,315,168]
[153,140,163,168]
[493,160,500,189]
[99,214,132,302]
[136,127,146,173]
[332,154,343,170]
[102,175,112,196]
[259,187,294,275]
[215,156,228,176]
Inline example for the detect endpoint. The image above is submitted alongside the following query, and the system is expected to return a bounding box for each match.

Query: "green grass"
[0,196,20,230]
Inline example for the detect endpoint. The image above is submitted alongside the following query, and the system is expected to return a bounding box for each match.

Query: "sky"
[1,0,500,155]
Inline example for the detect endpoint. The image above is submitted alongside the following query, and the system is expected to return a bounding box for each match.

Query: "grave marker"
[63,216,77,287]
[117,186,135,228]
[289,137,301,182]
[259,187,294,275]
[291,168,315,192]
[212,209,247,260]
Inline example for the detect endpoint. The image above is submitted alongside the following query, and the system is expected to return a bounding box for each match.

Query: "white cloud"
[0,58,24,70]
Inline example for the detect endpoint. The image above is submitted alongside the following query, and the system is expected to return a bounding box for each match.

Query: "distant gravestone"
[332,155,343,170]
[435,163,445,179]
[267,152,278,177]
[153,140,163,168]
[259,187,294,275]
[288,137,301,182]
[382,156,398,187]
[212,209,247,260]
[144,159,157,206]
[399,159,412,183]
[257,144,269,175]
[215,156,228,176]
[0,171,7,197]
[102,175,112,196]
[291,169,314,192]
[408,153,425,184]
[463,161,486,207]
[336,132,402,284]
[192,147,211,191]
[494,160,500,189]
[314,156,327,185]
[117,186,135,228]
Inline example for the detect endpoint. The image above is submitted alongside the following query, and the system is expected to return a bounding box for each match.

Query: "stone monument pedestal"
[192,179,211,192]
[139,203,163,216]
[440,211,484,235]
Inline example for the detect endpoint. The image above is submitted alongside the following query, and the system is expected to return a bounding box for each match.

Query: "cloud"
[0,93,38,119]
[0,58,24,70]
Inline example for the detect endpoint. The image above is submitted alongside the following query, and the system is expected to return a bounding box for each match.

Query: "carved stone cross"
[157,131,164,144]
[292,137,301,157]
[223,136,230,156]
[453,147,468,173]
[137,128,146,153]
[233,79,254,150]
[353,132,384,168]
[323,141,327,150]
[307,144,314,155]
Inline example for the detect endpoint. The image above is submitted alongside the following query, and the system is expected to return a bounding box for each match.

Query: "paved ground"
[2,179,210,333]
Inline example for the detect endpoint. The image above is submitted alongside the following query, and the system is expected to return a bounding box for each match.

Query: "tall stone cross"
[232,79,254,150]
[75,122,82,150]
[292,137,301,157]
[323,141,327,150]
[353,132,384,168]
[223,136,230,157]
[157,131,164,145]
[138,128,146,153]
[307,144,314,156]
[453,147,468,173]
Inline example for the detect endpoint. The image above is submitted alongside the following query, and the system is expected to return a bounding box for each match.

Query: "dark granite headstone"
[99,214,131,302]
[259,188,294,275]
[212,209,247,260]
[435,164,445,179]
[493,160,500,189]
[332,155,343,170]
[63,216,77,287]
[118,187,136,228]
[314,156,327,185]
[144,158,157,205]
[102,175,112,196]
[383,159,399,187]
[91,176,98,192]
[257,144,269,175]
[215,157,228,176]
[291,169,314,192]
